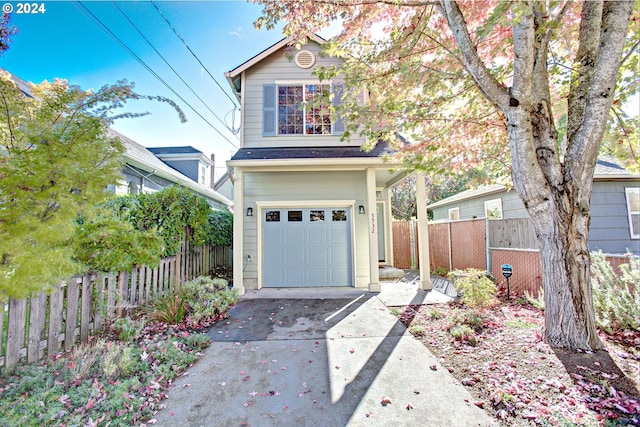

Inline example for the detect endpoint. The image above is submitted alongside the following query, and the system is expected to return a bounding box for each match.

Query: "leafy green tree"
[0,74,184,299]
[74,211,164,273]
[257,1,637,351]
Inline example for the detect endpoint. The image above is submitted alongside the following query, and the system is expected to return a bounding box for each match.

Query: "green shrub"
[432,266,449,276]
[112,317,144,342]
[409,324,426,336]
[102,342,136,378]
[149,295,188,324]
[427,308,443,319]
[449,324,476,345]
[208,209,233,247]
[148,276,238,325]
[74,211,164,272]
[449,268,497,309]
[181,276,238,323]
[448,309,484,331]
[591,251,640,332]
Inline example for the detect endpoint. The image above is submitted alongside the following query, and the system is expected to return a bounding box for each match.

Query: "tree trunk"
[523,177,602,351]
[506,105,603,351]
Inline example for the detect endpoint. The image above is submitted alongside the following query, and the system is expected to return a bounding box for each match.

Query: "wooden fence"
[393,217,636,296]
[0,244,231,371]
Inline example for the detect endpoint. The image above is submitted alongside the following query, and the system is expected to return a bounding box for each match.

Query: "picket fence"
[0,244,232,371]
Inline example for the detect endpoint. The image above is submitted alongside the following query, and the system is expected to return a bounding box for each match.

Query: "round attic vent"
[295,50,316,69]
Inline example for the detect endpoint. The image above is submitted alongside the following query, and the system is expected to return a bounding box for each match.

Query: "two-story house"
[225,35,433,294]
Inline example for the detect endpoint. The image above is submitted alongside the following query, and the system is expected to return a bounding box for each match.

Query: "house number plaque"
[370,213,376,234]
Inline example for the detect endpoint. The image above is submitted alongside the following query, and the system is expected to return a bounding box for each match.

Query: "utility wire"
[112,2,237,138]
[150,1,238,108]
[74,1,238,149]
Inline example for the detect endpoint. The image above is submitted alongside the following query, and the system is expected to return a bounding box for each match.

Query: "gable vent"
[295,50,316,69]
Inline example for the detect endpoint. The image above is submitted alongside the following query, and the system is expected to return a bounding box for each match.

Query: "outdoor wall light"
[358,205,365,214]
[246,207,253,216]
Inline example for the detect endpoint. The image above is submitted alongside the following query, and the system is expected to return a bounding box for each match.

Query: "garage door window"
[288,210,303,222]
[332,210,347,221]
[265,211,280,222]
[310,210,325,221]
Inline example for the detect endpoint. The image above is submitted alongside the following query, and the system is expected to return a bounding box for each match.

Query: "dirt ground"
[395,299,640,426]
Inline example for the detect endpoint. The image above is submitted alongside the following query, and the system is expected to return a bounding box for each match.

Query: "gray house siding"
[242,41,365,148]
[429,180,640,256]
[159,159,199,183]
[589,181,640,255]
[431,190,526,221]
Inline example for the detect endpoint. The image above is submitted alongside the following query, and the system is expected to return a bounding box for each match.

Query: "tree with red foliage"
[255,1,637,351]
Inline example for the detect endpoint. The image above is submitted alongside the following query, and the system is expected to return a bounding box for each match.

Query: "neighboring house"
[108,130,232,211]
[428,159,640,256]
[213,170,234,201]
[224,35,430,294]
[147,146,215,188]
[1,68,232,211]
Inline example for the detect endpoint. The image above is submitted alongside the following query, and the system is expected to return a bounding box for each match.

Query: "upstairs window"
[279,84,331,135]
[263,83,344,136]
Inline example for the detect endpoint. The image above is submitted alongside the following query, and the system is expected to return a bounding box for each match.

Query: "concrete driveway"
[153,284,495,427]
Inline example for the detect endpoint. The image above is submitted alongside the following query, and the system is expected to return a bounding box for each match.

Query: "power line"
[112,2,236,137]
[150,1,238,108]
[73,1,238,149]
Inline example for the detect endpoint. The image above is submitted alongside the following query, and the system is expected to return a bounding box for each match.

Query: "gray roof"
[427,184,507,209]
[230,140,395,161]
[109,129,231,207]
[147,146,203,155]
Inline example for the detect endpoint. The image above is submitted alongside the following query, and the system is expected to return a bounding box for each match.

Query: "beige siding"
[243,41,365,148]
[242,171,371,287]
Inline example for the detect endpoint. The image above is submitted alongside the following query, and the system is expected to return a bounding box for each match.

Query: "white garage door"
[262,207,353,287]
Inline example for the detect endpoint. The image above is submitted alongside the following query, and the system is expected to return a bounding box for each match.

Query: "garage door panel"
[262,207,352,287]
[263,247,284,265]
[285,269,306,285]
[309,246,330,265]
[308,269,330,285]
[285,248,306,265]
[308,228,329,244]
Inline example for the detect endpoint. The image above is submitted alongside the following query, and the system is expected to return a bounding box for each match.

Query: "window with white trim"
[263,83,344,136]
[448,207,460,220]
[625,187,640,239]
[484,198,503,219]
[279,84,330,135]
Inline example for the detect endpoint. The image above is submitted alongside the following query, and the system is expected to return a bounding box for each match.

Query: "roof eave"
[225,33,326,80]
[123,154,232,207]
[227,157,397,168]
[426,186,507,209]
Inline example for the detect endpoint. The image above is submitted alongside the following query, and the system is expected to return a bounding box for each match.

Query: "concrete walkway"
[153,282,495,427]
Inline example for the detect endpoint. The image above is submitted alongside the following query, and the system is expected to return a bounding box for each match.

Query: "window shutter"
[332,83,345,135]
[262,84,277,136]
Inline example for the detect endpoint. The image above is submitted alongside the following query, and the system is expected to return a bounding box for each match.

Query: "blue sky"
[1,1,293,179]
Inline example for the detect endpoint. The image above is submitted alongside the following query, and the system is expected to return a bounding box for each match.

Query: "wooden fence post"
[80,274,93,342]
[5,298,27,369]
[116,271,128,318]
[47,284,64,355]
[27,292,47,363]
[129,266,138,307]
[65,277,81,351]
